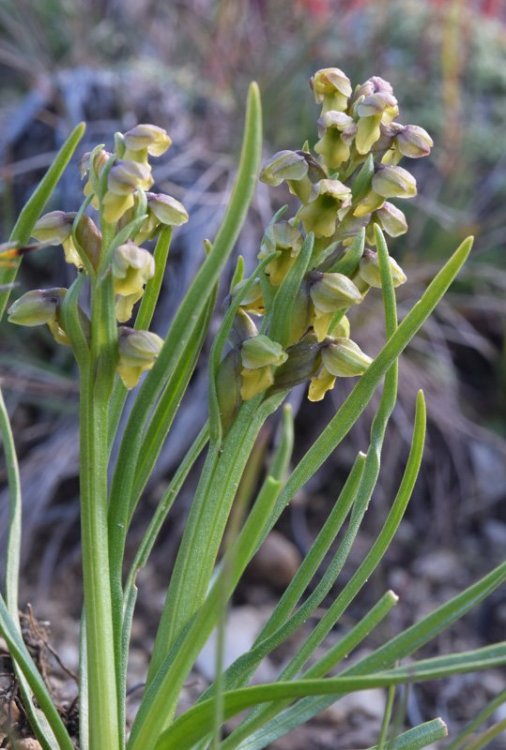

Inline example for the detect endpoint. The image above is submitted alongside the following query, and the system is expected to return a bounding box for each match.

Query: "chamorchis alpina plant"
[0,68,504,750]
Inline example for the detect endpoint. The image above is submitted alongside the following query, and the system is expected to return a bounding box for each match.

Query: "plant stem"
[80,362,121,750]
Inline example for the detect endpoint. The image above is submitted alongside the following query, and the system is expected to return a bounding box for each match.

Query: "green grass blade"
[252,559,506,746]
[146,390,284,682]
[458,719,506,750]
[128,287,217,511]
[222,590,398,750]
[0,389,60,750]
[208,252,277,444]
[225,390,426,749]
[0,122,86,319]
[128,471,284,750]
[119,424,209,715]
[366,719,448,750]
[445,688,506,750]
[154,644,506,750]
[0,595,74,750]
[268,232,314,347]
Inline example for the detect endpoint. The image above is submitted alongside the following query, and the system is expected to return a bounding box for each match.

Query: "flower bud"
[372,165,417,199]
[107,160,153,195]
[146,192,189,226]
[310,272,363,313]
[372,201,408,238]
[321,337,372,377]
[111,240,155,316]
[8,288,66,327]
[79,149,111,179]
[240,335,288,400]
[123,124,172,159]
[260,150,308,187]
[310,68,352,112]
[32,211,75,245]
[310,272,362,341]
[396,124,433,159]
[103,160,154,223]
[117,327,163,388]
[358,248,407,288]
[299,179,352,238]
[240,335,288,370]
[353,76,394,102]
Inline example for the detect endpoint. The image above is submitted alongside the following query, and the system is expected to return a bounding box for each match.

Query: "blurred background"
[0,1,505,747]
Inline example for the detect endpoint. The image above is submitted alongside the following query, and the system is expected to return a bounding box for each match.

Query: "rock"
[248,531,302,588]
[16,740,43,750]
[319,688,385,725]
[196,606,275,682]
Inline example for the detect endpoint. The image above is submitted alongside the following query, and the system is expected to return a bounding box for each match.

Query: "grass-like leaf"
[153,643,506,750]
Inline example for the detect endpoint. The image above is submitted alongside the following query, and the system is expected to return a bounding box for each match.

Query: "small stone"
[16,740,43,750]
[248,531,302,589]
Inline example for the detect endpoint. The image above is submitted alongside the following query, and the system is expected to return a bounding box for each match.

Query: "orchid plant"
[0,68,504,750]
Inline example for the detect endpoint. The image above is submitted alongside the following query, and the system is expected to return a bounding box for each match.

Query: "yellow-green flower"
[308,336,372,401]
[103,160,154,223]
[355,91,399,155]
[357,248,407,289]
[310,68,352,113]
[299,179,352,238]
[112,241,155,322]
[8,287,70,345]
[240,334,288,400]
[309,272,362,341]
[117,327,163,389]
[32,211,82,268]
[314,111,357,170]
[123,124,172,162]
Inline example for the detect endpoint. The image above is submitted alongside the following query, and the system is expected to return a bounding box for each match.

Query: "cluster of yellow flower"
[226,68,432,406]
[8,124,189,388]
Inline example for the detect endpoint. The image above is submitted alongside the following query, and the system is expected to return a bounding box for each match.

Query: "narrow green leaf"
[128,471,284,750]
[225,390,425,749]
[154,644,506,750]
[0,122,86,319]
[366,719,448,750]
[269,232,314,347]
[208,252,277,444]
[255,559,506,746]
[328,227,365,275]
[445,688,506,750]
